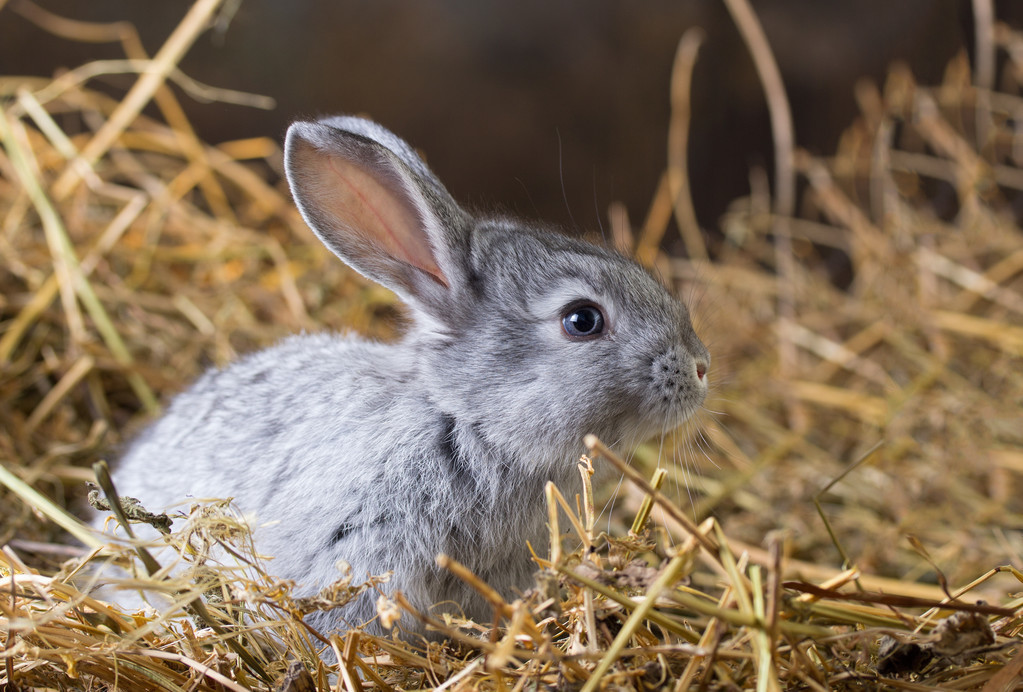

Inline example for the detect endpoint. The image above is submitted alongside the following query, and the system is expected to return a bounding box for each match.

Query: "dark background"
[3,0,1018,242]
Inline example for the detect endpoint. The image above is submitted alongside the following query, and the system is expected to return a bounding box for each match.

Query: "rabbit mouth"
[633,400,703,443]
[585,388,705,455]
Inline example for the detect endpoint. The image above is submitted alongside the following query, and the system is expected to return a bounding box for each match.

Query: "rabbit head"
[285,116,709,476]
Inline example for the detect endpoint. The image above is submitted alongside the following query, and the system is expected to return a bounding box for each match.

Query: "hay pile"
[2,1,1022,690]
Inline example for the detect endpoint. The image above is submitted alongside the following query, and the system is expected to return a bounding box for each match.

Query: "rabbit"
[101,115,710,639]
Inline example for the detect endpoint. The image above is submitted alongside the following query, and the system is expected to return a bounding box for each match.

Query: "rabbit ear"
[285,116,470,308]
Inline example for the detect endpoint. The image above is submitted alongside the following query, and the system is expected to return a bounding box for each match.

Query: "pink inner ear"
[312,149,448,287]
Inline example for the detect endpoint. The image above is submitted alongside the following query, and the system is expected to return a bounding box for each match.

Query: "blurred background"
[5,0,1019,239]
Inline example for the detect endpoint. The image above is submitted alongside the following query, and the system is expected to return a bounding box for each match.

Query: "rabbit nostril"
[696,360,708,380]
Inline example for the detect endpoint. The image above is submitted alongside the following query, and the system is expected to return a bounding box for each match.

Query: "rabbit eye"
[562,303,605,339]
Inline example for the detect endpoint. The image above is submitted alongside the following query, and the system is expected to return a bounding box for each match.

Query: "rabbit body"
[114,330,545,631]
[106,116,710,636]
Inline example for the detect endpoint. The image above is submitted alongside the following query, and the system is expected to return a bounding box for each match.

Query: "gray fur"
[104,116,710,637]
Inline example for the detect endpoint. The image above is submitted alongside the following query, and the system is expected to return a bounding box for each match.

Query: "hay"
[2,1,1022,689]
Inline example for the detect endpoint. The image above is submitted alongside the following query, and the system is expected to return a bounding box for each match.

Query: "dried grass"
[2,1,1023,690]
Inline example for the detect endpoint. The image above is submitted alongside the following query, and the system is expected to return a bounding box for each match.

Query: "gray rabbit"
[104,116,710,637]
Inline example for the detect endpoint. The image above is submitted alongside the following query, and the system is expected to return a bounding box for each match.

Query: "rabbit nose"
[652,349,705,400]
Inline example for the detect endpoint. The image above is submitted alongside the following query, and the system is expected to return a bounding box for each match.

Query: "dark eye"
[562,304,605,339]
